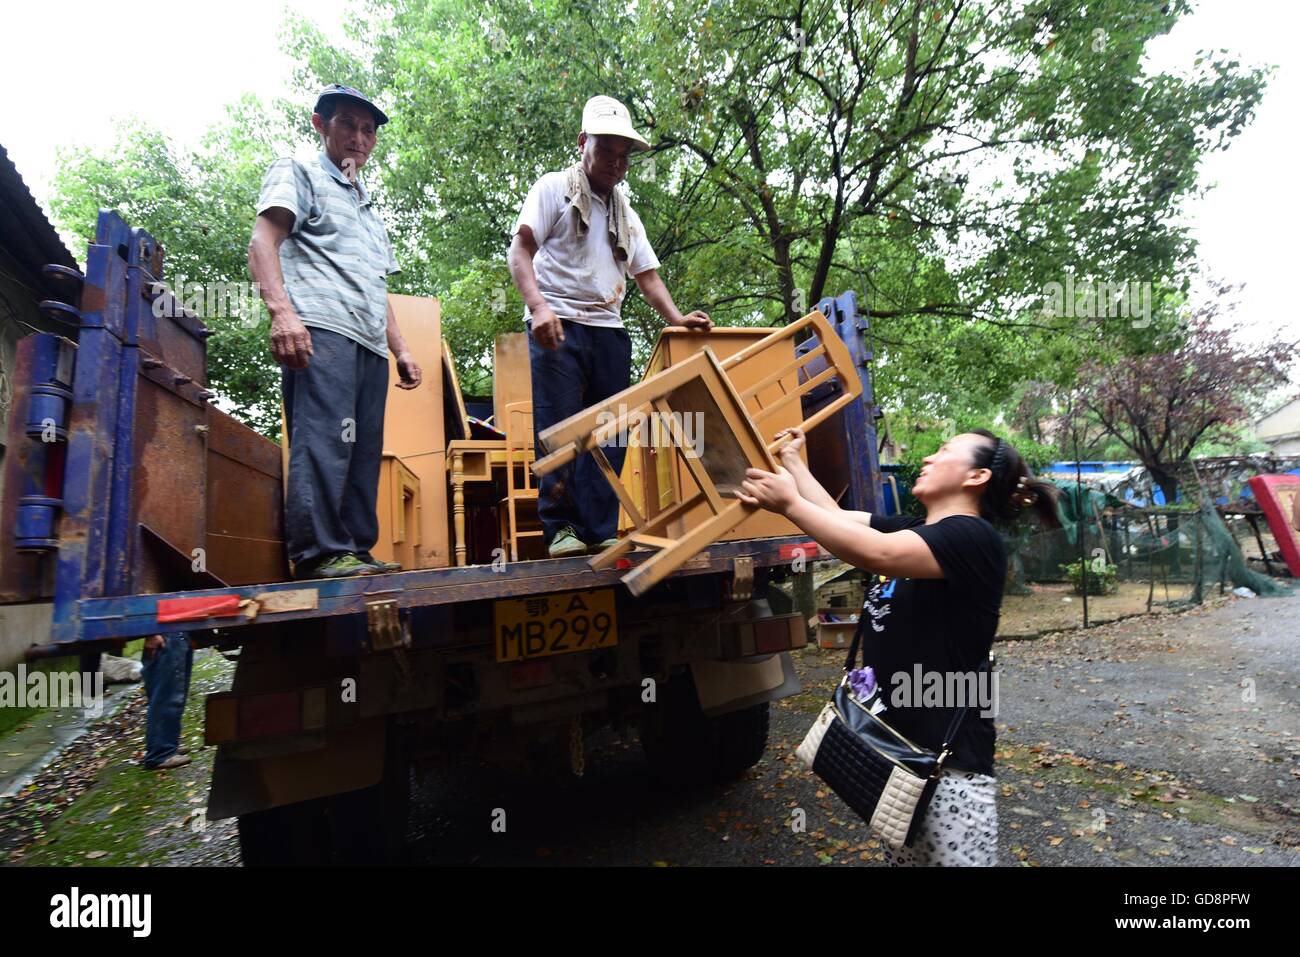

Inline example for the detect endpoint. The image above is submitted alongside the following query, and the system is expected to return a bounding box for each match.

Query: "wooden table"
[448,439,534,566]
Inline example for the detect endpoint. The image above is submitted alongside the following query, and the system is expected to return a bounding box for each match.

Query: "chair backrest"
[504,400,534,494]
[718,309,862,451]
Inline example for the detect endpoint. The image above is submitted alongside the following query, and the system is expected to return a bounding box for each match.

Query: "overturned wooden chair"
[533,309,862,596]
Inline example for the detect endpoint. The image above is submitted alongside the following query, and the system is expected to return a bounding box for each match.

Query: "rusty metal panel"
[130,367,208,595]
[205,407,288,585]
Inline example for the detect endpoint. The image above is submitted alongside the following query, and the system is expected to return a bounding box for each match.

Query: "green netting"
[1013,489,1289,600]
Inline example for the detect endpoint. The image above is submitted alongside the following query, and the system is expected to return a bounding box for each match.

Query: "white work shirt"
[512,171,660,328]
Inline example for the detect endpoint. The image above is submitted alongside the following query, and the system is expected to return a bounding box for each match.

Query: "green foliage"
[1059,557,1118,595]
[46,0,1269,438]
[48,97,305,435]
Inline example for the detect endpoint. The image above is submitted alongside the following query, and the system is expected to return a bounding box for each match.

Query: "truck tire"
[713,700,771,780]
[640,671,770,783]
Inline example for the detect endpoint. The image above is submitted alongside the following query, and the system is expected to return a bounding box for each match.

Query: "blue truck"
[0,209,883,864]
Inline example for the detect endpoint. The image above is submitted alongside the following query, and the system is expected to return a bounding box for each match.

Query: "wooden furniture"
[373,454,421,569]
[492,333,532,429]
[536,347,774,595]
[619,326,805,542]
[206,407,289,585]
[535,309,863,596]
[442,338,471,442]
[449,439,537,565]
[378,295,452,569]
[498,400,543,561]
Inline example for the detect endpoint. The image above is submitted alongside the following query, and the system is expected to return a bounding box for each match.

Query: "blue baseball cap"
[313,84,389,126]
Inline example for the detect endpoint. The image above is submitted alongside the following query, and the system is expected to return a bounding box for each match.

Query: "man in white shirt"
[508,95,711,557]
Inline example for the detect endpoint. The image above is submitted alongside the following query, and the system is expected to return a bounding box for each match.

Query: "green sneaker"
[295,553,377,580]
[356,552,402,573]
[548,527,588,558]
[594,537,620,550]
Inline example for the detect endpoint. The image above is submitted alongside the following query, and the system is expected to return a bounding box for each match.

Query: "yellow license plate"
[493,589,618,663]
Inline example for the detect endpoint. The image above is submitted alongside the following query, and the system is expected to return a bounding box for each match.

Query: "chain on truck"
[0,211,884,864]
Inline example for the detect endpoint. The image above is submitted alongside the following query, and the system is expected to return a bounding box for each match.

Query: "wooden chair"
[499,400,543,562]
[719,308,862,445]
[533,309,863,595]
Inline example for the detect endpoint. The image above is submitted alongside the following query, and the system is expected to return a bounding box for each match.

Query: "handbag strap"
[843,611,993,756]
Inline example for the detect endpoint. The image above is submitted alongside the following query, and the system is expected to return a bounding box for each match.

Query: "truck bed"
[54,534,827,646]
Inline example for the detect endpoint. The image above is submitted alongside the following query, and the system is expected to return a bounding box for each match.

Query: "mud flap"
[207,716,385,821]
[690,652,800,718]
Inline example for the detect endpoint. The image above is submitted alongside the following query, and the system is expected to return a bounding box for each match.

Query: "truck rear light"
[241,691,301,739]
[720,613,808,658]
[205,686,342,745]
[755,617,798,654]
[205,695,238,745]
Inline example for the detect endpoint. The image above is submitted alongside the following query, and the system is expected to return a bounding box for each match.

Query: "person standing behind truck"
[140,633,192,771]
[249,85,422,580]
[508,95,712,559]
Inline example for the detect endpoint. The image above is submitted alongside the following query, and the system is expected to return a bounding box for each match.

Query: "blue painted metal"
[102,227,158,595]
[815,290,883,514]
[50,210,134,643]
[14,334,74,551]
[64,533,831,643]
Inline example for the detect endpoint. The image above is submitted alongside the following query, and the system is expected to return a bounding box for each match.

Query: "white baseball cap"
[581,95,651,151]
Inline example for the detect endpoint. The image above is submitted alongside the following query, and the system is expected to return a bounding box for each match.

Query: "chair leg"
[588,536,636,570]
[622,502,756,597]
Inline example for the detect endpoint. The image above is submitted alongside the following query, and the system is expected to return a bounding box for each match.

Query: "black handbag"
[796,619,990,849]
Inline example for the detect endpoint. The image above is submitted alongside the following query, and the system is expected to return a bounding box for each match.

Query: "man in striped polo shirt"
[249,85,422,580]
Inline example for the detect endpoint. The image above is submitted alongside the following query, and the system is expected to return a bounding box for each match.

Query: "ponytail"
[970,429,1061,528]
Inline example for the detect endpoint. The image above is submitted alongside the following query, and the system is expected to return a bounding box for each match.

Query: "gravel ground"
[3,591,1297,867]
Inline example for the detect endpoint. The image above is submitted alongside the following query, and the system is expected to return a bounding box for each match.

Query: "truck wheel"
[328,729,411,865]
[713,701,770,780]
[237,798,331,867]
[640,671,770,784]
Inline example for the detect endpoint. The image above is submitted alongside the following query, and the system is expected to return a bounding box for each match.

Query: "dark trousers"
[281,327,389,567]
[142,633,192,767]
[528,319,633,545]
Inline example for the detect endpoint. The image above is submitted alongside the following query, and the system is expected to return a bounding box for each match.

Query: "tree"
[48,0,1272,433]
[1067,285,1293,506]
[48,97,305,436]
[285,0,1267,418]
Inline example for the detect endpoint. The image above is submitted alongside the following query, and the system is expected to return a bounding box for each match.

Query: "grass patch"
[0,640,145,740]
[11,647,232,867]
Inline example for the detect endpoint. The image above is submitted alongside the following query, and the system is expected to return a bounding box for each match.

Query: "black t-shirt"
[856,513,1007,776]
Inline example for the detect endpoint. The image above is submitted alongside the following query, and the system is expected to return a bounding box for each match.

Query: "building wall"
[0,602,51,670]
[1255,397,1300,451]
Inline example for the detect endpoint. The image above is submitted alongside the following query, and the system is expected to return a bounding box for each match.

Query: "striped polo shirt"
[256,152,399,356]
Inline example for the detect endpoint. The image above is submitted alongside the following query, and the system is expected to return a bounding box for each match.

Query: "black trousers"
[281,327,389,567]
[528,319,633,544]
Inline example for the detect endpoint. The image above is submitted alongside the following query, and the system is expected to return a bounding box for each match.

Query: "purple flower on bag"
[848,666,877,701]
